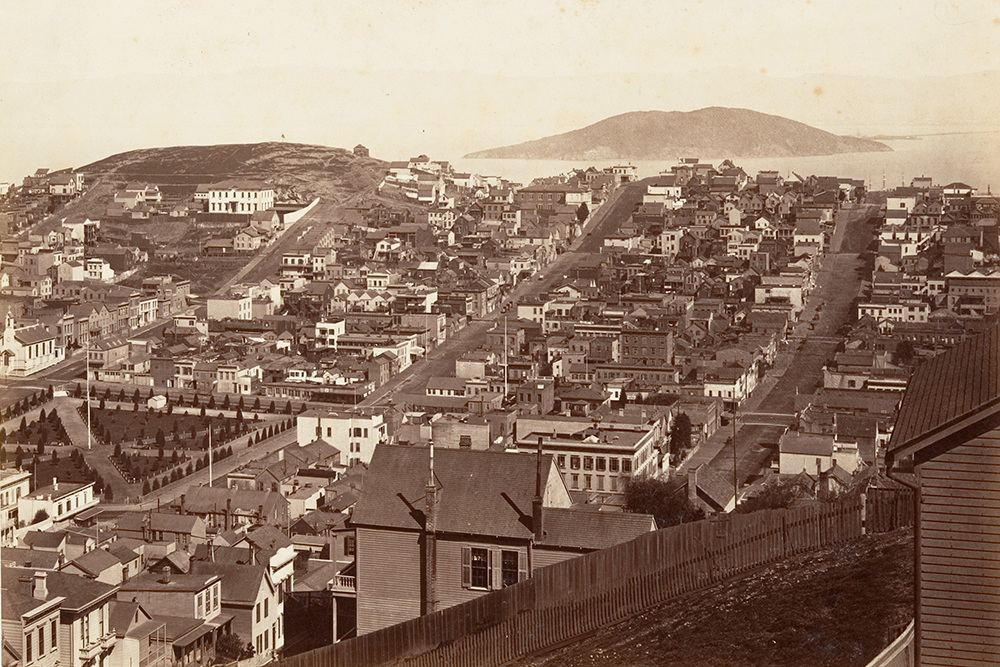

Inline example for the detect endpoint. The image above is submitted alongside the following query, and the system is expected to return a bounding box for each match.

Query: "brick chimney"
[33,571,48,600]
[532,437,544,542]
[52,477,58,492]
[688,466,699,504]
[423,441,438,615]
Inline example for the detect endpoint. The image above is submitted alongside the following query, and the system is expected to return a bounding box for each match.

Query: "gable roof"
[351,445,561,540]
[888,323,1000,459]
[67,548,121,576]
[188,562,271,604]
[535,508,654,551]
[4,567,115,612]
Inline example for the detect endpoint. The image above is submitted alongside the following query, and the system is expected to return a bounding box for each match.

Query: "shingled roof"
[889,323,1000,458]
[350,445,564,539]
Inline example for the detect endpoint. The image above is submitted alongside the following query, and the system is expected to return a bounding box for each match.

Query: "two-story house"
[350,445,655,635]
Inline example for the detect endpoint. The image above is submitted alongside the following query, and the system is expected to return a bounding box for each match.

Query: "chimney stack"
[532,437,544,542]
[52,477,58,491]
[225,498,232,531]
[688,466,699,504]
[33,572,48,600]
[179,494,185,515]
[423,441,438,615]
[159,566,171,584]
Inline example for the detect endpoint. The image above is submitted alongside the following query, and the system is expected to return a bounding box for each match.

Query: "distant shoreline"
[866,129,1000,141]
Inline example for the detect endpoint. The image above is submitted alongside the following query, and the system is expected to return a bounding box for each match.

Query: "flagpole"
[86,339,91,450]
[208,427,213,488]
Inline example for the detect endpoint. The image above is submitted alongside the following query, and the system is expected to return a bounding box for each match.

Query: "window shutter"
[518,551,528,582]
[490,549,501,591]
[461,547,471,588]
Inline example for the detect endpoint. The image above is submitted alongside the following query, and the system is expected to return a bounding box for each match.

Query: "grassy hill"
[515,528,913,667]
[80,141,387,202]
[465,107,891,160]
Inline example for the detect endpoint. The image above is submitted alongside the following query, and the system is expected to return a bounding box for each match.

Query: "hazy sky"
[4,0,999,82]
[2,1,1000,184]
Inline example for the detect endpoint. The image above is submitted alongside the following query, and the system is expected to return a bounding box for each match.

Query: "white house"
[207,180,275,214]
[296,410,387,467]
[18,480,97,527]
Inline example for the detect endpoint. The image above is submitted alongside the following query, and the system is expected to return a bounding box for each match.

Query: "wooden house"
[885,324,1000,667]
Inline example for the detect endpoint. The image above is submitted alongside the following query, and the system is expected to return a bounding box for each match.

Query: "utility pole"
[208,427,213,488]
[732,404,738,507]
[86,338,91,450]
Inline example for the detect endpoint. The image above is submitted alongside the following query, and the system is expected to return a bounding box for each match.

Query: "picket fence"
[278,492,914,667]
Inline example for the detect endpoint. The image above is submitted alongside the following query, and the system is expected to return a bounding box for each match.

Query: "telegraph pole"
[732,404,738,506]
[86,339,92,450]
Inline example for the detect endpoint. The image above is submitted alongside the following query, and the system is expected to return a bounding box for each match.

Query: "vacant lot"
[517,529,913,667]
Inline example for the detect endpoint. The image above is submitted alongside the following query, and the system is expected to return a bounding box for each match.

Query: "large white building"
[207,180,275,214]
[296,410,388,467]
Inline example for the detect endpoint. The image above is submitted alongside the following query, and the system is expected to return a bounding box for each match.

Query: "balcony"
[328,574,356,595]
[78,633,116,661]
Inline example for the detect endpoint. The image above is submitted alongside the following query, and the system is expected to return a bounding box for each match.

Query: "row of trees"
[139,446,235,495]
[1,408,70,449]
[2,386,54,421]
[75,384,307,415]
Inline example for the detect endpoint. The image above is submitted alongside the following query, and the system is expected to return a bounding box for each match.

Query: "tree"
[133,388,141,403]
[47,385,54,400]
[171,450,179,464]
[669,412,693,464]
[268,400,276,414]
[36,441,45,455]
[32,509,49,524]
[156,429,166,447]
[158,445,165,460]
[237,395,245,411]
[283,401,292,415]
[247,437,254,449]
[185,463,193,476]
[114,443,122,458]
[51,450,58,463]
[166,403,173,415]
[623,476,704,529]
[0,427,5,444]
[216,633,254,661]
[576,202,589,224]
[226,446,233,457]
[75,384,83,398]
[19,417,26,433]
[253,397,261,411]
[200,405,207,419]
[208,396,216,409]
[152,478,161,491]
[142,480,151,495]
[192,394,200,407]
[105,486,114,501]
[736,480,799,514]
[99,397,106,410]
[892,339,916,366]
[39,408,46,422]
[48,408,58,422]
[118,389,126,402]
[222,395,231,410]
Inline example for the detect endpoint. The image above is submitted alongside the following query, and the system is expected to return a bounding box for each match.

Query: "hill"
[465,107,891,160]
[515,528,913,667]
[80,141,387,202]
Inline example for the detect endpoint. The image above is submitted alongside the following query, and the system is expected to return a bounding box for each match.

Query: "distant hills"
[81,141,387,201]
[464,107,891,160]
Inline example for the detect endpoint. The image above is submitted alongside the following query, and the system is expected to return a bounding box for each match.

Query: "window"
[197,594,203,618]
[585,475,592,489]
[50,621,56,651]
[609,458,619,472]
[264,599,268,618]
[583,457,593,471]
[571,474,579,489]
[464,547,490,589]
[38,626,44,655]
[596,457,606,472]
[25,632,32,664]
[344,536,356,556]
[255,603,261,623]
[570,456,580,470]
[501,550,520,588]
[622,459,632,474]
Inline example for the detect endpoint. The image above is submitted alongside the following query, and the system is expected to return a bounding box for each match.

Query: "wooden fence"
[281,495,886,667]
[865,488,915,534]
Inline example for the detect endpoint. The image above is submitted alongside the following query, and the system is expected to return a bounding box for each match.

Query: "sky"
[2,0,1000,182]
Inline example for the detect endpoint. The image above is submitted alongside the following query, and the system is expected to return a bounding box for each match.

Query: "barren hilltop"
[465,107,891,160]
[81,141,386,202]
